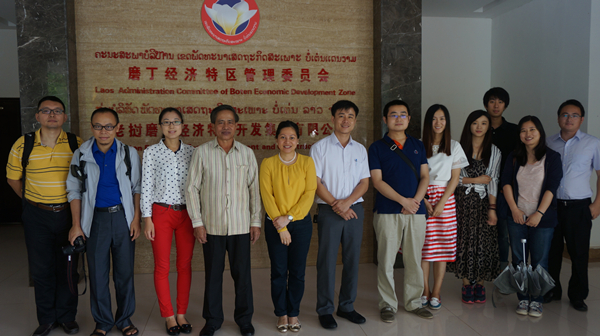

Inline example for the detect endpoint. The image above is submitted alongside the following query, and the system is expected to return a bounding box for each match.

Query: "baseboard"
[563,246,600,262]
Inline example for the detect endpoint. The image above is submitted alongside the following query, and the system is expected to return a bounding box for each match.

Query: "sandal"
[121,325,139,336]
[289,321,301,332]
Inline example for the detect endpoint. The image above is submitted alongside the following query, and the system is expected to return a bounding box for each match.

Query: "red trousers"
[150,204,195,317]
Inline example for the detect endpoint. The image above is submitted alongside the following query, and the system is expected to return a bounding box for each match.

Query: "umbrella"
[492,239,555,306]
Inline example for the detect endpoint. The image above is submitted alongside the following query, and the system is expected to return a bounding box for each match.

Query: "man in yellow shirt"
[6,96,82,336]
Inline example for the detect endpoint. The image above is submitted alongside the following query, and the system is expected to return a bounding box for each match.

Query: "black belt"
[26,199,69,212]
[95,204,124,213]
[155,203,187,211]
[557,198,590,206]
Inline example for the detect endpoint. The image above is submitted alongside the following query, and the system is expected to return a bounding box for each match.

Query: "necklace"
[279,152,297,164]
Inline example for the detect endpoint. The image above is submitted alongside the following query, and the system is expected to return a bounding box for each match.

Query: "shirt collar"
[93,139,117,154]
[159,138,182,153]
[212,138,239,151]
[34,129,67,146]
[330,133,354,147]
[558,129,583,142]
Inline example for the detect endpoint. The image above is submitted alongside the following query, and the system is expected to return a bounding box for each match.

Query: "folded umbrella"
[527,264,555,298]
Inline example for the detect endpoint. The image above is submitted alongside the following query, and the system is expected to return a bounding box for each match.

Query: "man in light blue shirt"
[546,99,600,312]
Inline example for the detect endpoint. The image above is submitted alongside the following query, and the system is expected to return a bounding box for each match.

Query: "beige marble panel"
[75,0,374,273]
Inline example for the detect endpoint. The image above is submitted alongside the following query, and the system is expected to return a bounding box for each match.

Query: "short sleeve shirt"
[369,134,428,214]
[427,139,469,185]
[309,134,370,204]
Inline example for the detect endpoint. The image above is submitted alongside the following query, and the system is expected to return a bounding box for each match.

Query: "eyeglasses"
[38,108,65,115]
[560,114,581,119]
[160,121,182,126]
[389,115,408,119]
[92,124,116,131]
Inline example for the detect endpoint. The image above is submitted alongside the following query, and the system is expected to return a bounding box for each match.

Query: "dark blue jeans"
[265,214,313,317]
[506,218,554,303]
[497,218,510,264]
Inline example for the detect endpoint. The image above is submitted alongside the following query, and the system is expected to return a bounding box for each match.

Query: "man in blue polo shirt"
[67,108,142,336]
[369,100,432,321]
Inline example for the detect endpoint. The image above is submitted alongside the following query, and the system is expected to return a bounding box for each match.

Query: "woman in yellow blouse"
[260,120,317,333]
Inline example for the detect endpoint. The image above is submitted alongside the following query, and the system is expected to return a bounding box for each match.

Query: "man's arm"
[414,163,429,202]
[371,169,419,213]
[7,178,22,198]
[69,199,84,245]
[315,177,336,205]
[130,193,141,240]
[331,178,369,214]
[590,170,600,219]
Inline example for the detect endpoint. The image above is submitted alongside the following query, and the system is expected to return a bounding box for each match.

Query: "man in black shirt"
[484,87,519,270]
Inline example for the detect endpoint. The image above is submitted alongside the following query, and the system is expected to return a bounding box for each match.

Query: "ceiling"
[423,0,533,18]
[0,0,16,29]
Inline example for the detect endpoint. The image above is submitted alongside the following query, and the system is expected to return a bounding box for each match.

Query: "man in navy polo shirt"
[67,108,142,336]
[369,100,432,321]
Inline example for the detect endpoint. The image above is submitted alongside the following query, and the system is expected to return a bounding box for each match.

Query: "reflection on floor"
[1,224,599,336]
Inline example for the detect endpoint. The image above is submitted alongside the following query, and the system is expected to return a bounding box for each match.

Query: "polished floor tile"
[1,224,598,336]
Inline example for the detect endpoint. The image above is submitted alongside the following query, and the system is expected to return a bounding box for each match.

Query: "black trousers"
[548,198,593,302]
[87,208,136,332]
[202,233,253,328]
[22,201,78,325]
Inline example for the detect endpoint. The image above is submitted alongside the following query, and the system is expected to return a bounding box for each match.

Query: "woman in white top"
[419,105,469,310]
[142,108,195,335]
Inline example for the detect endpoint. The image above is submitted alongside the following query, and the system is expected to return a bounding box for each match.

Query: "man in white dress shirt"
[309,100,370,329]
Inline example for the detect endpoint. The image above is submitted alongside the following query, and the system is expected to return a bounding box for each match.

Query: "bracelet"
[537,210,545,216]
[277,227,288,233]
[488,204,497,209]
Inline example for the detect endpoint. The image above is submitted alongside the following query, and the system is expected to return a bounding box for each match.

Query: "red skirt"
[421,185,457,261]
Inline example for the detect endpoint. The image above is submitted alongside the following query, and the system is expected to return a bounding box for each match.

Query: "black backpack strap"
[21,132,36,201]
[70,152,87,194]
[123,144,132,181]
[66,132,79,153]
[21,132,35,171]
[381,138,420,182]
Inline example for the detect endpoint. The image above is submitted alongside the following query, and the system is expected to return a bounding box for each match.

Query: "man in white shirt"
[309,100,370,329]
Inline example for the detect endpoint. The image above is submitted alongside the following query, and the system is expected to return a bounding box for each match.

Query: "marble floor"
[1,224,599,336]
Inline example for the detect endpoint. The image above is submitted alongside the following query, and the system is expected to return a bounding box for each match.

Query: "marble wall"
[15,0,78,134]
[375,0,422,138]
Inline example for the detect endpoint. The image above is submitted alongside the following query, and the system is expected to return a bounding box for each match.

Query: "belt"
[155,203,187,211]
[26,199,69,212]
[95,204,124,213]
[557,198,590,206]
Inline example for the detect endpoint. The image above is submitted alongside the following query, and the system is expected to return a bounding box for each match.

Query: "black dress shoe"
[199,325,220,336]
[165,321,180,335]
[318,314,337,329]
[33,323,58,336]
[571,300,588,311]
[61,321,79,335]
[177,321,192,334]
[336,310,366,324]
[543,291,560,303]
[239,324,255,336]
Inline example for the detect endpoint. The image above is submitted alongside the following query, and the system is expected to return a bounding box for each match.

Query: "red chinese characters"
[263,69,275,82]
[318,68,329,82]
[206,67,218,81]
[193,123,204,137]
[226,68,237,81]
[165,67,178,80]
[129,124,142,137]
[282,68,292,82]
[185,67,197,81]
[146,123,158,137]
[129,67,141,80]
[250,123,261,136]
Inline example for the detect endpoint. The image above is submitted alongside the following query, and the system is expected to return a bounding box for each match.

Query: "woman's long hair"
[514,115,547,166]
[422,104,452,158]
[459,110,493,167]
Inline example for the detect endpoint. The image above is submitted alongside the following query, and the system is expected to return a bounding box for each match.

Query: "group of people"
[7,89,598,336]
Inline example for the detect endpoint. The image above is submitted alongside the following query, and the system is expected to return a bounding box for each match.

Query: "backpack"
[21,132,79,199]
[70,142,132,194]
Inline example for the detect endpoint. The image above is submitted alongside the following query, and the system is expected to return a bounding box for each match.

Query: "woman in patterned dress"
[448,110,501,304]
[419,105,469,310]
[142,108,195,335]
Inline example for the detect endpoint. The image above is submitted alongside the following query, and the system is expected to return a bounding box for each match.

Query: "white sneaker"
[421,296,429,307]
[429,297,441,309]
[528,301,543,317]
[516,300,530,315]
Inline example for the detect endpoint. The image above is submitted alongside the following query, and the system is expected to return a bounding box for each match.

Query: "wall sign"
[201,0,260,45]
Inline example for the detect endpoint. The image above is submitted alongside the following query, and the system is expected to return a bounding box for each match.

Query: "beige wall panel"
[75,0,374,272]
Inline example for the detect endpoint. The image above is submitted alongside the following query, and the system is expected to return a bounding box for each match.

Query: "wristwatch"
[287,215,293,221]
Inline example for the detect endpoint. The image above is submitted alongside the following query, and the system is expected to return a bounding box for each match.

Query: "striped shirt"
[7,129,82,204]
[185,139,261,235]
